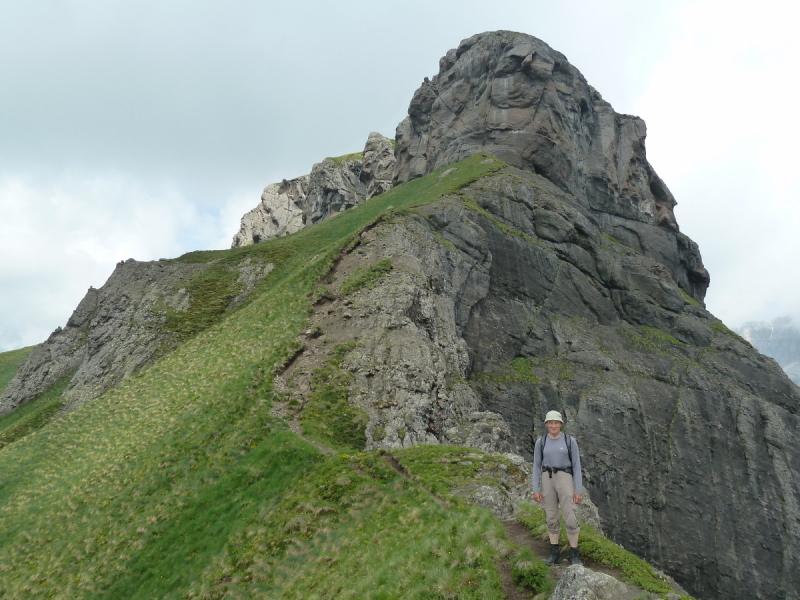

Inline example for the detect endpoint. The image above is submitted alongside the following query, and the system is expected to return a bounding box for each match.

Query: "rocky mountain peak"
[394,31,709,302]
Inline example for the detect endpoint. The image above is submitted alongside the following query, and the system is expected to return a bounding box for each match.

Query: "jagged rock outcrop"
[231,132,395,247]
[0,256,274,416]
[740,317,800,384]
[231,176,308,246]
[394,31,709,303]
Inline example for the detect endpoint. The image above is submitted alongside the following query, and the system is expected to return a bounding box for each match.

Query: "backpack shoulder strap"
[539,434,547,466]
[565,433,573,466]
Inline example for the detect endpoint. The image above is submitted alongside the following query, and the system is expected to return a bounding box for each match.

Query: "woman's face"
[546,420,562,436]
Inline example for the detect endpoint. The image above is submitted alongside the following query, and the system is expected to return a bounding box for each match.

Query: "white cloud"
[635,0,800,328]
[0,174,215,351]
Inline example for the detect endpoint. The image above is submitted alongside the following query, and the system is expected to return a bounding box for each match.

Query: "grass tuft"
[0,345,36,396]
[0,371,73,449]
[339,258,393,296]
[510,546,551,593]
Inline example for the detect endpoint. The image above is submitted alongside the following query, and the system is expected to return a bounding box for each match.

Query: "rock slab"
[549,565,629,600]
[231,132,395,247]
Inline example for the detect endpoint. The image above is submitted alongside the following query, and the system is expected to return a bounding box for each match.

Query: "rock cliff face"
[740,317,800,384]
[0,256,275,416]
[231,132,395,247]
[294,160,798,600]
[395,31,709,303]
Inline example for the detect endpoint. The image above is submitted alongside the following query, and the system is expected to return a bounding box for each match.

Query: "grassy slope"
[0,345,35,395]
[0,153,689,598]
[0,154,512,599]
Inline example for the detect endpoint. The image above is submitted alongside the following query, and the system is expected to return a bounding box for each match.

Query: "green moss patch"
[339,258,393,296]
[474,357,542,385]
[710,319,752,346]
[620,325,682,357]
[301,342,368,453]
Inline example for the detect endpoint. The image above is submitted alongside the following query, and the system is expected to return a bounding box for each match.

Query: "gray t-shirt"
[532,433,582,494]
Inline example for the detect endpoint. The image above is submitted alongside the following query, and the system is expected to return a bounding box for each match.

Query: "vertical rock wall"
[394,31,709,303]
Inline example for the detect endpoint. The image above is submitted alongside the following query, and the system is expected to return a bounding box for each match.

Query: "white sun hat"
[544,410,563,423]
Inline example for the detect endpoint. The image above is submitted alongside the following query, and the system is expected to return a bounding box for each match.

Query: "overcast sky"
[1,0,797,352]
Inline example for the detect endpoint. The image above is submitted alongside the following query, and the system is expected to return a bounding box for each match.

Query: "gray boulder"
[231,132,396,248]
[549,565,629,600]
[231,176,308,247]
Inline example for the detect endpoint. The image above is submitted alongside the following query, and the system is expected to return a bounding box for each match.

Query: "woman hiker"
[532,410,583,566]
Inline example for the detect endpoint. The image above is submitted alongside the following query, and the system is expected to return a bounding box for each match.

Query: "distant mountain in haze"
[739,317,800,384]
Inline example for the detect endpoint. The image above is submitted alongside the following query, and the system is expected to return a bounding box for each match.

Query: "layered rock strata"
[394,31,709,303]
[231,132,395,247]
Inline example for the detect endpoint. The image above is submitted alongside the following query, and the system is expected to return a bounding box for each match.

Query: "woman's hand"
[573,493,582,504]
[533,492,542,503]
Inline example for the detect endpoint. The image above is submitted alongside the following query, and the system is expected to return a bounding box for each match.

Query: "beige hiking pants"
[541,470,580,535]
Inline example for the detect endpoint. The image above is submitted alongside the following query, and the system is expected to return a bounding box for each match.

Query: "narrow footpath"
[270,395,648,598]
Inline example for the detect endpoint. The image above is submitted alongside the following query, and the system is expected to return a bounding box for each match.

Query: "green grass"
[339,258,393,296]
[509,546,551,594]
[392,445,527,499]
[0,371,73,448]
[326,151,364,166]
[516,502,694,599]
[0,153,512,599]
[0,345,35,396]
[301,342,369,452]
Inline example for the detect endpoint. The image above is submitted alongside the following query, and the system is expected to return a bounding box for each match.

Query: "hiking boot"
[570,547,583,566]
[543,544,561,566]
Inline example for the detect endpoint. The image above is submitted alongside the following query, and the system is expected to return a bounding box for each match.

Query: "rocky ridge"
[231,132,395,247]
[288,157,798,600]
[0,255,275,416]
